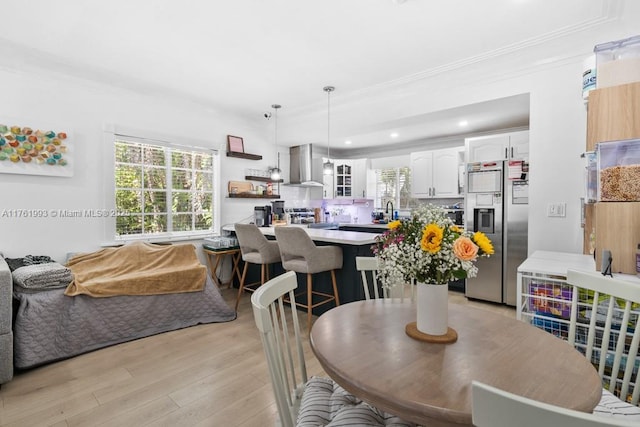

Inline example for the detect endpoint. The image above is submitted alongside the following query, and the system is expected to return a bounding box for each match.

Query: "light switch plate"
[547,203,566,217]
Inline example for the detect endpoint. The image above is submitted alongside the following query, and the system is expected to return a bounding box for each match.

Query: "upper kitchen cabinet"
[323,158,369,199]
[351,158,370,198]
[411,147,462,198]
[466,130,529,163]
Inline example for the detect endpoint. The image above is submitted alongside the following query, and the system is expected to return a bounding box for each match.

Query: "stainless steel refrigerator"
[464,160,528,305]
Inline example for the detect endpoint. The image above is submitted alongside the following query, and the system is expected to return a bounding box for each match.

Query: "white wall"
[0,68,264,261]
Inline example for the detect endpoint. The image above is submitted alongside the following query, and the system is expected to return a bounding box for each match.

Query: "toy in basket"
[528,282,572,319]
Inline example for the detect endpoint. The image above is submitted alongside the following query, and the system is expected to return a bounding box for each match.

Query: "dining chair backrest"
[356,256,414,301]
[273,226,318,265]
[251,270,305,427]
[252,270,418,427]
[234,223,281,264]
[471,381,638,427]
[565,270,640,406]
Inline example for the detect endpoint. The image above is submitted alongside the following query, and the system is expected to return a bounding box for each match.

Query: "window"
[375,167,416,211]
[114,136,217,239]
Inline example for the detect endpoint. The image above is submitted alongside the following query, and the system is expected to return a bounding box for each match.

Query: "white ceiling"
[0,0,628,151]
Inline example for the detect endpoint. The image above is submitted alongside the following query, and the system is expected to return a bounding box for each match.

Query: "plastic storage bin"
[597,138,640,201]
[594,35,640,88]
[584,151,597,203]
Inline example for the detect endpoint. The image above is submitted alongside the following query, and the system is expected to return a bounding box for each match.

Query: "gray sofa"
[0,256,13,385]
[4,246,236,372]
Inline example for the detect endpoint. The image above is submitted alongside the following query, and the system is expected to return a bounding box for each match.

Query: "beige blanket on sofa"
[64,242,206,297]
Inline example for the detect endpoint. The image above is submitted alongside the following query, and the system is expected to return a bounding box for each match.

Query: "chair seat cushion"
[297,377,415,427]
[282,246,343,274]
[593,388,640,420]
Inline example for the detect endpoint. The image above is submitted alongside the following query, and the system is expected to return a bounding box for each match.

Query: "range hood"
[287,144,324,187]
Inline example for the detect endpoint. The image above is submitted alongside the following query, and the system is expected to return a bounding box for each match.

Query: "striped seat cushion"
[297,377,415,427]
[593,388,640,420]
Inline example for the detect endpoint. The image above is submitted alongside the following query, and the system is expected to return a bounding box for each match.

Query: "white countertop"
[223,224,381,245]
[518,250,596,277]
[518,250,640,284]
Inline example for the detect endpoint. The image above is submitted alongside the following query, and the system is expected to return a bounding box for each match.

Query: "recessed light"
[390,133,399,139]
[344,140,352,145]
[458,120,468,127]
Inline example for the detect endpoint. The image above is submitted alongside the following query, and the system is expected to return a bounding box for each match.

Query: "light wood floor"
[0,288,514,427]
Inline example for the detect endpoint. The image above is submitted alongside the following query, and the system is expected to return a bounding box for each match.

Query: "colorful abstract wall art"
[0,123,73,177]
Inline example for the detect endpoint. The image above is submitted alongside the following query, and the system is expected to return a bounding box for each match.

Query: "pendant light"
[270,104,282,181]
[322,86,335,175]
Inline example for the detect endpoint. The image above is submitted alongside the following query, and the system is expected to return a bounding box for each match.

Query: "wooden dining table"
[309,300,603,426]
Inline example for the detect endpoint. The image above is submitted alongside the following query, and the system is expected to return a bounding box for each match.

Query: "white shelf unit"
[517,251,640,403]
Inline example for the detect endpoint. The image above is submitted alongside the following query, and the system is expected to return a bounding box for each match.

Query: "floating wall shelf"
[245,176,284,183]
[226,151,262,160]
[228,194,281,199]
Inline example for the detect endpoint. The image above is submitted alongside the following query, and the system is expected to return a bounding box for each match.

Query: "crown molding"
[287,0,622,117]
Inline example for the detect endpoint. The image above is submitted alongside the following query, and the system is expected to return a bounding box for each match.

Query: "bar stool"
[274,226,341,329]
[234,223,282,311]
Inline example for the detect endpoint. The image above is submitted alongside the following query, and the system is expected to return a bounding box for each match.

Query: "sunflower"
[421,223,443,253]
[387,220,402,230]
[473,231,494,255]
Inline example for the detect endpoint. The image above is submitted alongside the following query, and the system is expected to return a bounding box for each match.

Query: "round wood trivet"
[405,322,458,344]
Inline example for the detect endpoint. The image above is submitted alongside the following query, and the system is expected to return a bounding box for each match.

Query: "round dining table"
[309,300,603,426]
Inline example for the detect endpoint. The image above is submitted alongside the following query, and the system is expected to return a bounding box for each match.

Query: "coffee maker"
[254,205,272,227]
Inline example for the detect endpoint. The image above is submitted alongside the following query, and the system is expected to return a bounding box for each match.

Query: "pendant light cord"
[327,89,331,160]
[323,86,335,161]
[274,105,278,162]
[270,104,282,180]
[322,86,336,162]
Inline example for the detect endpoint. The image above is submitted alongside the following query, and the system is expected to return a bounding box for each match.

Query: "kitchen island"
[222,224,383,314]
[338,223,391,233]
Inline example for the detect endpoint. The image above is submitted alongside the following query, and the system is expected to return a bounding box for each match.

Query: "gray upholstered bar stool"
[274,226,342,329]
[234,223,282,311]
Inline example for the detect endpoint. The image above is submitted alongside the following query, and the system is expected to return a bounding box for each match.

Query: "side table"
[202,247,242,289]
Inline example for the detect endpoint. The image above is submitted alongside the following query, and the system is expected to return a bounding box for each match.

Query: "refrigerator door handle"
[505,147,508,159]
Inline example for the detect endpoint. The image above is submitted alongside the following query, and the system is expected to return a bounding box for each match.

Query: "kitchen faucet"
[385,201,394,219]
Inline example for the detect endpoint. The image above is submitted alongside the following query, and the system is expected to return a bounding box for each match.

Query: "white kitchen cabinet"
[410,151,433,198]
[466,131,529,163]
[351,158,369,198]
[508,130,529,160]
[322,158,368,199]
[335,160,353,197]
[410,147,462,198]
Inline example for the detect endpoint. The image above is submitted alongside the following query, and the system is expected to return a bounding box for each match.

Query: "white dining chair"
[565,269,640,407]
[518,269,640,420]
[356,256,414,301]
[471,381,640,427]
[251,270,416,427]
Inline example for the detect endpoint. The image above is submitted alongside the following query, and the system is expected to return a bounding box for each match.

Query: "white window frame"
[102,125,220,244]
[374,166,415,212]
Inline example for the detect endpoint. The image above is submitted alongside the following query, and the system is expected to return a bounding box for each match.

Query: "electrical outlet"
[547,203,566,217]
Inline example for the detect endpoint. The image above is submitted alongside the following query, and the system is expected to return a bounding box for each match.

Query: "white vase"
[416,282,449,336]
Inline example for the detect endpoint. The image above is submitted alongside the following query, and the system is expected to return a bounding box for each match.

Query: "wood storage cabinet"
[585,81,640,274]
